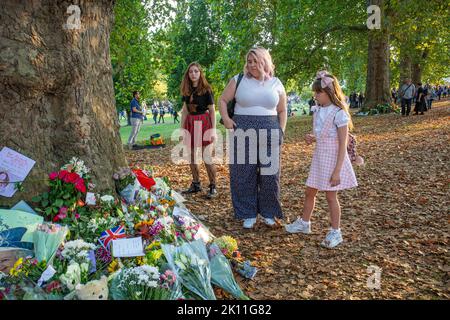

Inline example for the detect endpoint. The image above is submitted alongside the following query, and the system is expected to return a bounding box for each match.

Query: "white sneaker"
[321,229,343,249]
[285,218,311,234]
[243,218,257,229]
[263,218,276,226]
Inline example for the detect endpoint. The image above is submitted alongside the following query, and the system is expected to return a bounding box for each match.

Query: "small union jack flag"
[98,225,126,250]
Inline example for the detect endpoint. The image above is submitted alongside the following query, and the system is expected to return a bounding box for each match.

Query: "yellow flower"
[107,259,119,273]
[145,241,161,251]
[215,236,238,254]
[9,258,24,276]
[135,256,144,266]
[134,219,154,230]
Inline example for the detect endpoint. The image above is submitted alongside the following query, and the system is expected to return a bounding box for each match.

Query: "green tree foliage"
[110,0,449,110]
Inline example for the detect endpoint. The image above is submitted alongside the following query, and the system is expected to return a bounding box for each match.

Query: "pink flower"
[58,207,68,215]
[49,172,58,180]
[53,212,66,222]
[75,213,80,219]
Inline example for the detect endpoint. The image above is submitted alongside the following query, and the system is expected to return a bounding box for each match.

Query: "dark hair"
[133,91,139,97]
[418,82,422,86]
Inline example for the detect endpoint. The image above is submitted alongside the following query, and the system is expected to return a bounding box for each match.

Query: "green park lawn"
[119,104,309,145]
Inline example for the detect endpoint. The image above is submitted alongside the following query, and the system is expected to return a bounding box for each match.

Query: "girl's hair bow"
[316,70,334,90]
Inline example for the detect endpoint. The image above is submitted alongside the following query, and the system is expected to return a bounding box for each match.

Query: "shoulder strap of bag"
[401,84,413,96]
[234,73,244,97]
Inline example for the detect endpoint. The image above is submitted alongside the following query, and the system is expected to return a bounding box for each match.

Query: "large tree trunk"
[412,49,428,85]
[398,46,412,90]
[364,0,391,110]
[0,0,127,207]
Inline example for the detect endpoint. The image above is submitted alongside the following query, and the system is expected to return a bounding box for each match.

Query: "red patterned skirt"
[183,112,213,148]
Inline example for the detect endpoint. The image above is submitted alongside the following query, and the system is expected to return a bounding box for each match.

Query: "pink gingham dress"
[306,105,358,191]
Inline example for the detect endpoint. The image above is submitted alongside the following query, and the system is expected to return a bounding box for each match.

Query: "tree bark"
[364,0,391,109]
[398,46,412,90]
[412,49,428,85]
[0,0,127,206]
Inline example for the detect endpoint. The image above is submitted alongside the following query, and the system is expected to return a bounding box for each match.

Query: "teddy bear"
[75,275,109,300]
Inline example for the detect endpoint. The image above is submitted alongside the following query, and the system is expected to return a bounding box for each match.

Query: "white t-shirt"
[312,105,349,137]
[233,74,285,116]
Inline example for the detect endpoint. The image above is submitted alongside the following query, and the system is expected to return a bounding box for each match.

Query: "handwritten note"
[112,237,144,258]
[0,147,36,197]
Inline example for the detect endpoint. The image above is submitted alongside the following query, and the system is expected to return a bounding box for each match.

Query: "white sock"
[332,228,341,233]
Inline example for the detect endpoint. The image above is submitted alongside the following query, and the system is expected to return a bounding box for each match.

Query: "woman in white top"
[219,47,287,229]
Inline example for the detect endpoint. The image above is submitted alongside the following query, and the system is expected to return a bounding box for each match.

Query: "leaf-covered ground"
[126,99,449,300]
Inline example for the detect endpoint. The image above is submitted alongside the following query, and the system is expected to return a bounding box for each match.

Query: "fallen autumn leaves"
[126,99,449,300]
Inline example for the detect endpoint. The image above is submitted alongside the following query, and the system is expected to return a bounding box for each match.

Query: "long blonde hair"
[312,71,354,130]
[244,47,275,80]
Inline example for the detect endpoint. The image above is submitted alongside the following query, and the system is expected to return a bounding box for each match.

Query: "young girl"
[180,62,218,199]
[285,70,358,248]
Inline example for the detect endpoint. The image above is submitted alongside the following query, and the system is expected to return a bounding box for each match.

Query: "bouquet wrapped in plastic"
[172,207,214,244]
[207,243,249,300]
[113,168,141,204]
[33,223,68,263]
[162,240,216,300]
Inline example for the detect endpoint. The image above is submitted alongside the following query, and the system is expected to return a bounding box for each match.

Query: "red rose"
[64,172,80,184]
[49,172,58,180]
[58,170,69,180]
[75,179,87,193]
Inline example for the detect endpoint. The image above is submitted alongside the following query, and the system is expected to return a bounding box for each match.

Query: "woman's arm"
[330,125,348,186]
[208,104,216,142]
[180,102,188,128]
[208,104,216,129]
[276,91,287,134]
[219,79,237,129]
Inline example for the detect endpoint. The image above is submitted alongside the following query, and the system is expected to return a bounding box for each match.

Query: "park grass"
[119,105,310,145]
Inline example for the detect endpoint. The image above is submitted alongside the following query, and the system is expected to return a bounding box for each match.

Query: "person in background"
[414,82,426,115]
[158,102,165,124]
[127,91,144,150]
[358,92,364,108]
[152,104,158,124]
[399,78,415,116]
[308,96,315,115]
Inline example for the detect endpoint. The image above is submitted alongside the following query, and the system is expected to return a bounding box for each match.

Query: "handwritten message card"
[0,147,36,197]
[112,237,144,258]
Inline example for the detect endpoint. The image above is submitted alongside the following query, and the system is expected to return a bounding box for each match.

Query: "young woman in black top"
[180,62,217,199]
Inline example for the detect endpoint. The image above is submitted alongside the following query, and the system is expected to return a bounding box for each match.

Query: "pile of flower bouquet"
[0,158,254,300]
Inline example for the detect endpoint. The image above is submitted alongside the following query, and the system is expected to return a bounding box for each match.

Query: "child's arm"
[330,125,348,186]
[305,133,316,145]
